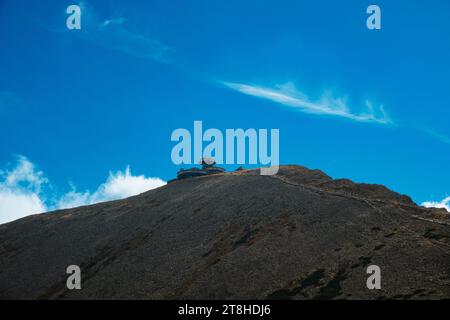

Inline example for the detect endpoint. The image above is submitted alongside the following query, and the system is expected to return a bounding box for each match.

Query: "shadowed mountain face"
[0,165,449,300]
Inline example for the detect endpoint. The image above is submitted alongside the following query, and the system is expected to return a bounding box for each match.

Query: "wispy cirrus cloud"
[101,17,126,28]
[416,126,450,145]
[65,2,172,63]
[222,81,392,125]
[92,17,172,63]
[0,91,23,112]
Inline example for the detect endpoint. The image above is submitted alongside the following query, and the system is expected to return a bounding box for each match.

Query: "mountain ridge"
[0,165,449,299]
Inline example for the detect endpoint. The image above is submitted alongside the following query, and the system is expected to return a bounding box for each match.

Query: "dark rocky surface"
[0,165,449,299]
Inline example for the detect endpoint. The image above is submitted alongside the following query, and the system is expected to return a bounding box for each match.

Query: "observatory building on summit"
[177,158,225,180]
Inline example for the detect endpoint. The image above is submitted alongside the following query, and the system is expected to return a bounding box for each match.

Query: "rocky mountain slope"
[0,165,449,299]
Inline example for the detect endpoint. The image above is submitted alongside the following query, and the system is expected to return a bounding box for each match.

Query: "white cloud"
[223,81,392,124]
[2,156,47,192]
[0,156,47,224]
[0,157,166,225]
[0,191,46,225]
[57,167,166,209]
[56,189,90,210]
[422,196,450,212]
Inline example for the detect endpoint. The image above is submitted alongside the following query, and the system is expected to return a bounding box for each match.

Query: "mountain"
[0,165,449,299]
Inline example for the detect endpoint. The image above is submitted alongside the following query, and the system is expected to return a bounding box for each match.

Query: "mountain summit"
[0,165,449,299]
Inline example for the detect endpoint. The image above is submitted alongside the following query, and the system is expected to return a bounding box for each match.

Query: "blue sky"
[0,0,449,223]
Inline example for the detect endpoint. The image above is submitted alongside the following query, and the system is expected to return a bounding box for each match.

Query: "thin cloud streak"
[92,18,172,63]
[418,126,450,145]
[223,81,392,125]
[63,2,173,63]
[0,91,23,112]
